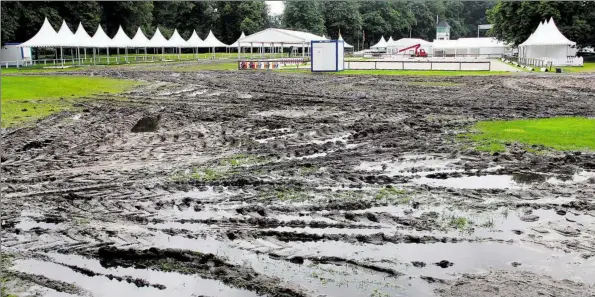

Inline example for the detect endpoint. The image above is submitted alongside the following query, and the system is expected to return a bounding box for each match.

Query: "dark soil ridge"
[92,246,309,297]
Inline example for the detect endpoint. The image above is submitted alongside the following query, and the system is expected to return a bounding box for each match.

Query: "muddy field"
[2,70,595,297]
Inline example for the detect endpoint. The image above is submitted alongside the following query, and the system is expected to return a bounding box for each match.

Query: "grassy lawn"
[463,117,595,153]
[1,76,141,127]
[560,62,595,73]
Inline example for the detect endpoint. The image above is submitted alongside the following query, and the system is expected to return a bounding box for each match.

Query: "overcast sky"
[266,1,285,16]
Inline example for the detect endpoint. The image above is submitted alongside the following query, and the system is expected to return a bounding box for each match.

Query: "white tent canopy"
[73,23,93,48]
[19,18,58,48]
[338,33,353,48]
[56,21,76,47]
[370,36,388,49]
[202,30,228,48]
[90,25,113,48]
[186,30,204,47]
[168,29,189,48]
[130,27,151,48]
[148,28,169,48]
[237,28,324,47]
[521,18,575,46]
[519,18,578,66]
[229,31,246,47]
[111,26,132,48]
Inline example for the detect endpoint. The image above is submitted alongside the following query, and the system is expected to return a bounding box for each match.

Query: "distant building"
[436,21,450,41]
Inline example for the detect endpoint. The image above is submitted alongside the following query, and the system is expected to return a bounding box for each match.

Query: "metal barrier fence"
[1,53,298,68]
[344,60,491,71]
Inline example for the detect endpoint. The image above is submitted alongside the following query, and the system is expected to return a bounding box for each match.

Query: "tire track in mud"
[3,70,595,297]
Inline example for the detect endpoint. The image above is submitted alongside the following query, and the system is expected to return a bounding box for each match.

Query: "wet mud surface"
[2,70,595,297]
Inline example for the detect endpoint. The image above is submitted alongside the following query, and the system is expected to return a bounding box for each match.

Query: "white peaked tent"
[111,26,133,63]
[149,28,169,60]
[519,18,578,66]
[19,18,58,48]
[186,30,204,59]
[371,36,388,50]
[74,23,92,48]
[73,23,92,65]
[202,30,228,58]
[112,26,132,48]
[90,25,113,64]
[168,29,189,59]
[55,21,76,66]
[338,33,353,49]
[131,27,151,48]
[130,27,151,61]
[229,32,246,48]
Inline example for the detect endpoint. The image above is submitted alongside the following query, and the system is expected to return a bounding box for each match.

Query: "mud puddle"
[12,253,262,297]
[413,170,595,189]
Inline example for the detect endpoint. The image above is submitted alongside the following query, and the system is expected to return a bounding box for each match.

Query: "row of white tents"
[369,35,509,57]
[366,17,581,65]
[17,18,356,66]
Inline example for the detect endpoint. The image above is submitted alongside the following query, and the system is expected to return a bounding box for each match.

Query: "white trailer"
[1,42,32,67]
[311,40,344,72]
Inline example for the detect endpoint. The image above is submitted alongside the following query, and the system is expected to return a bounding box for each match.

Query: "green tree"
[99,1,153,38]
[488,1,595,47]
[1,1,22,44]
[283,2,325,35]
[323,1,362,44]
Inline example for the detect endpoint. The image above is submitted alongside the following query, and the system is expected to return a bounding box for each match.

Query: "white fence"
[544,56,583,66]
[519,56,583,67]
[344,60,491,71]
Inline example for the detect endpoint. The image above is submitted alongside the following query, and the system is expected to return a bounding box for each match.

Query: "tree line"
[2,1,594,49]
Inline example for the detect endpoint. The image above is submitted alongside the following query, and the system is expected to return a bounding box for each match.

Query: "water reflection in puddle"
[414,171,595,189]
[12,253,262,297]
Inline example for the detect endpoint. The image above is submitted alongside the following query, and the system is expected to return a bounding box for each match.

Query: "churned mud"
[2,69,595,297]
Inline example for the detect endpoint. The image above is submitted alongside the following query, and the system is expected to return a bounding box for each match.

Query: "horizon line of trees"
[2,1,594,49]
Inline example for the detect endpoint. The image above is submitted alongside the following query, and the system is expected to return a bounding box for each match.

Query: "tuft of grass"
[479,218,495,228]
[1,76,141,127]
[375,186,407,201]
[449,217,468,230]
[170,167,231,182]
[220,154,267,167]
[275,188,308,201]
[463,117,595,152]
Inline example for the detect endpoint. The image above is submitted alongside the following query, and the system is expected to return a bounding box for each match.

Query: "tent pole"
[162,47,164,61]
[78,47,81,66]
[125,47,128,63]
[145,47,147,61]
[60,47,64,67]
[107,48,110,65]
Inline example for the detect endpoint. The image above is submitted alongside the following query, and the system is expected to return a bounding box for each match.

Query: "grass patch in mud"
[171,167,232,182]
[461,117,595,153]
[375,186,411,204]
[220,154,268,167]
[1,76,141,127]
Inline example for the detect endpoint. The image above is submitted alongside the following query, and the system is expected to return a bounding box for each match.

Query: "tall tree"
[58,2,102,33]
[488,1,595,47]
[215,1,268,43]
[99,1,153,38]
[1,1,23,45]
[323,0,362,44]
[282,2,325,35]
